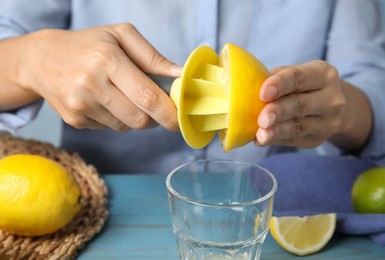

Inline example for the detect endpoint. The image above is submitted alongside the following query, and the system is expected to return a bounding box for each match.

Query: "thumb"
[109,23,182,77]
[148,51,183,78]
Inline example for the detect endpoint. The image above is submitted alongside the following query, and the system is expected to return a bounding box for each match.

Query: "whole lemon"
[0,154,82,236]
[352,167,385,214]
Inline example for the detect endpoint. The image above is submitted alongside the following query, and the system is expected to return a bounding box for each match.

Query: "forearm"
[328,80,373,152]
[0,33,41,111]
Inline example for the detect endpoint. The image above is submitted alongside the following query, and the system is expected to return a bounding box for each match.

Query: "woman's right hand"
[18,23,182,132]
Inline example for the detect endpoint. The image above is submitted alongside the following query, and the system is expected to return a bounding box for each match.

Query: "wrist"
[0,30,51,110]
[329,81,373,151]
[16,29,56,93]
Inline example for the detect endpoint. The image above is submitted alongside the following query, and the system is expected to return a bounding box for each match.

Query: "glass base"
[175,229,268,260]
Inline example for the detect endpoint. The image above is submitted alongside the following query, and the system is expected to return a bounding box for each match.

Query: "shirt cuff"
[0,99,43,134]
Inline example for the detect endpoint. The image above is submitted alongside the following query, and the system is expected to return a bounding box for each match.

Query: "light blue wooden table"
[78,174,385,259]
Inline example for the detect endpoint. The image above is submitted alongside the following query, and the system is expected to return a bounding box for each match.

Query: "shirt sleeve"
[0,0,71,36]
[324,0,385,164]
[0,100,43,134]
[0,0,71,133]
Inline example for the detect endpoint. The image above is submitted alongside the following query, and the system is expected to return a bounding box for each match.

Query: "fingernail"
[259,112,277,128]
[169,65,183,77]
[257,128,275,144]
[264,85,278,100]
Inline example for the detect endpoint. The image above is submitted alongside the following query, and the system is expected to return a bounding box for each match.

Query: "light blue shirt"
[1,0,385,173]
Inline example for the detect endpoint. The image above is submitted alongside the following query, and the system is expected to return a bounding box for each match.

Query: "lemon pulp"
[269,213,336,256]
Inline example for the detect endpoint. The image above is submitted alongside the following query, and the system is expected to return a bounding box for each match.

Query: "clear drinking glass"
[166,159,277,260]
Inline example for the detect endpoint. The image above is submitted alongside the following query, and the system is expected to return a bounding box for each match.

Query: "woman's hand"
[18,23,182,132]
[255,60,373,151]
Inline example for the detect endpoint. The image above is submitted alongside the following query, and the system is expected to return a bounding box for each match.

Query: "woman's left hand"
[255,60,346,148]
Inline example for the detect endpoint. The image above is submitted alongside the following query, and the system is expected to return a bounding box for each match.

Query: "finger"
[109,23,182,77]
[49,85,132,132]
[279,135,324,148]
[65,101,130,131]
[255,134,323,149]
[46,96,109,130]
[256,116,323,145]
[109,49,178,131]
[269,66,288,75]
[87,104,132,132]
[62,112,107,130]
[95,81,159,130]
[83,116,110,130]
[258,91,325,128]
[260,60,337,102]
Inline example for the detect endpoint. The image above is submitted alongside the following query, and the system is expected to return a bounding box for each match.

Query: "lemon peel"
[171,43,269,152]
[0,154,82,236]
[352,167,385,214]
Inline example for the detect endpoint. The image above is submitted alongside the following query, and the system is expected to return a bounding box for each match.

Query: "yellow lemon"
[171,43,269,152]
[270,213,336,256]
[0,154,82,236]
[218,44,269,151]
[352,167,385,214]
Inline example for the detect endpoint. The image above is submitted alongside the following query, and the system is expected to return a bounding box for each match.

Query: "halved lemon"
[269,213,337,256]
[171,43,269,152]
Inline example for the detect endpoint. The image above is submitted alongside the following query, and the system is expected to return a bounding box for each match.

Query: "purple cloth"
[259,153,385,246]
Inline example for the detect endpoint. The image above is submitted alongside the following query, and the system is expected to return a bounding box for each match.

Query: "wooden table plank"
[78,174,385,259]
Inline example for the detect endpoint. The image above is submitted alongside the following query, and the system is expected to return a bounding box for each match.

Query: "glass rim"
[166,159,277,208]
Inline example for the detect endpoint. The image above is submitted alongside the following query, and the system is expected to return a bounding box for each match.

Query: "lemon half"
[171,43,269,152]
[219,44,269,151]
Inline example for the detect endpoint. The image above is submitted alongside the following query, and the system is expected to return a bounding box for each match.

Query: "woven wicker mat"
[0,135,109,260]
